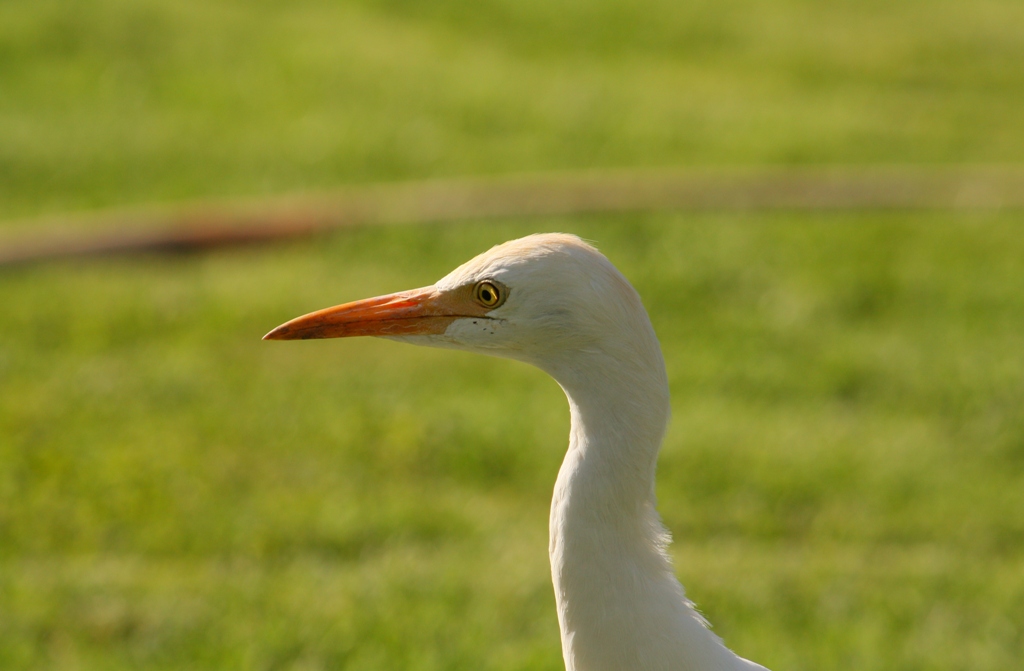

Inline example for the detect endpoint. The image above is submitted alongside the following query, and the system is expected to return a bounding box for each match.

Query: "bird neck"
[556,349,670,510]
[543,326,672,516]
[546,349,747,671]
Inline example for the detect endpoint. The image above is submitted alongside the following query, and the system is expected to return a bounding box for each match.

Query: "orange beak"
[264,285,478,341]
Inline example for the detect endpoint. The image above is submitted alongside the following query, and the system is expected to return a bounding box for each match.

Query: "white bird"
[265,233,768,671]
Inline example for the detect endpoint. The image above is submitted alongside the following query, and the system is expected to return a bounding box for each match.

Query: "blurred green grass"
[2,0,1024,220]
[2,1,1024,671]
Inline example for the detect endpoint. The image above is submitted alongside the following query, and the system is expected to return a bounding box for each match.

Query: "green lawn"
[2,0,1024,221]
[1,2,1023,670]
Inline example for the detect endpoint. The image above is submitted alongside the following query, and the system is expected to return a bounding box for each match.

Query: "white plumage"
[266,233,768,671]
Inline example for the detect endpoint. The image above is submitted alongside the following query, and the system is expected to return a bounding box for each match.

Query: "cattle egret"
[265,233,768,671]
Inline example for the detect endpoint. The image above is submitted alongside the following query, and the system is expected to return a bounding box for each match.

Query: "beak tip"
[263,326,288,341]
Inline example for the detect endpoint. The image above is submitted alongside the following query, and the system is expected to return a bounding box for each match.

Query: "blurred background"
[1,1,1023,669]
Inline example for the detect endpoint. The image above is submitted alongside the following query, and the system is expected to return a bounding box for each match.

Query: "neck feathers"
[547,343,754,671]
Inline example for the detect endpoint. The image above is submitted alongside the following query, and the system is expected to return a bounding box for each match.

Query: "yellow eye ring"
[473,281,503,309]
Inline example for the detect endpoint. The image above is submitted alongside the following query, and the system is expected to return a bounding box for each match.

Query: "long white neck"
[543,345,761,671]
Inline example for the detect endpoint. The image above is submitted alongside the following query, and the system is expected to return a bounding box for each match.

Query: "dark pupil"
[482,288,493,302]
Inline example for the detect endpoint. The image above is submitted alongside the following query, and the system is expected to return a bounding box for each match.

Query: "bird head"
[264,233,661,375]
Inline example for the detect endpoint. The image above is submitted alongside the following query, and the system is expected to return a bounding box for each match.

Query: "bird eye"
[473,281,503,308]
